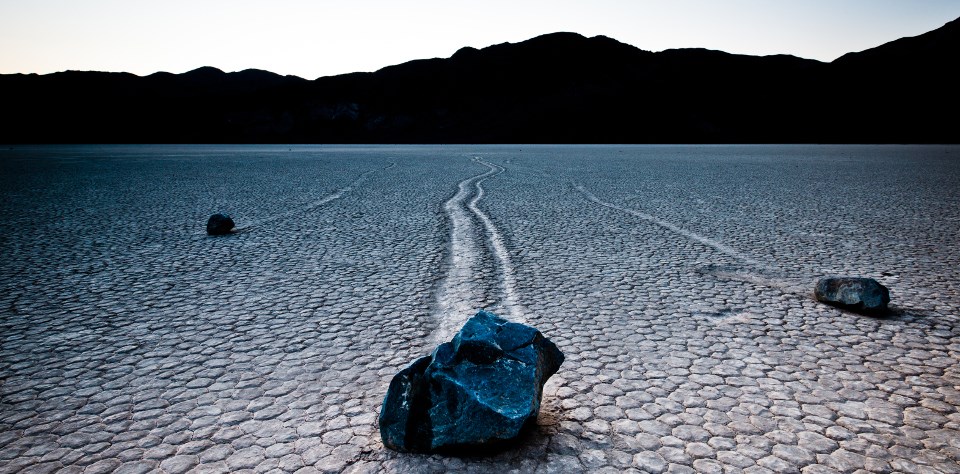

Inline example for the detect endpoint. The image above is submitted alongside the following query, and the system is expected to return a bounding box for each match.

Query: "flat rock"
[206,213,235,235]
[379,310,564,452]
[814,277,890,313]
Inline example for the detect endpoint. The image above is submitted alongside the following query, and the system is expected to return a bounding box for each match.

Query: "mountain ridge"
[2,18,957,144]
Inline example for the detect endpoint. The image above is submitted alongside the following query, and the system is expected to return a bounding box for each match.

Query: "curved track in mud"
[433,158,524,342]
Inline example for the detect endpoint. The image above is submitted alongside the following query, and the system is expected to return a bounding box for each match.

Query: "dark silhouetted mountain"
[824,17,960,143]
[1,18,957,144]
[834,17,960,69]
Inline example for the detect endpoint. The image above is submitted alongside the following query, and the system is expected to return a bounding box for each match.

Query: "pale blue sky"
[1,0,957,79]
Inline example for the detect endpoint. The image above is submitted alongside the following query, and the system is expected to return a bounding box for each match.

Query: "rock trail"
[235,162,396,232]
[470,158,524,321]
[574,183,765,269]
[572,182,823,298]
[433,158,524,343]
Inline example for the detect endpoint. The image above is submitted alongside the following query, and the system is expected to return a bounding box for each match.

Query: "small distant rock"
[206,213,235,235]
[379,310,564,453]
[814,277,890,313]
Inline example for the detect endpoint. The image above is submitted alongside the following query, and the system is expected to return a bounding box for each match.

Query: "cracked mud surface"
[1,145,959,473]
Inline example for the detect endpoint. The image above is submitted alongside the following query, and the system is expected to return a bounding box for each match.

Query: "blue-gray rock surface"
[379,310,564,453]
[206,213,235,235]
[815,277,890,313]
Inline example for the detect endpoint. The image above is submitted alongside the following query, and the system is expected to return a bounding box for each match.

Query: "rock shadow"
[819,303,935,323]
[429,417,551,458]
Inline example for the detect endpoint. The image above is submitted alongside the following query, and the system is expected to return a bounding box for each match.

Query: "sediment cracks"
[434,158,525,342]
[236,162,396,231]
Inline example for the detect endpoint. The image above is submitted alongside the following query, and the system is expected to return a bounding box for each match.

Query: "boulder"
[814,277,890,313]
[206,213,235,235]
[379,310,564,453]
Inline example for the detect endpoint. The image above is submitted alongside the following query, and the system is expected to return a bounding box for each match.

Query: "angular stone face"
[378,356,433,452]
[814,277,890,313]
[379,311,564,453]
[206,213,235,235]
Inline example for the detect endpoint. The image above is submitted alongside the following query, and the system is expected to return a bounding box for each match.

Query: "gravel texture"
[1,144,958,473]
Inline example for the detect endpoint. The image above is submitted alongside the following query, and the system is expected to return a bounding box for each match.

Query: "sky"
[1,1,958,79]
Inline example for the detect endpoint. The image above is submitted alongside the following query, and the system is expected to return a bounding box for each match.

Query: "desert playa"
[1,144,958,473]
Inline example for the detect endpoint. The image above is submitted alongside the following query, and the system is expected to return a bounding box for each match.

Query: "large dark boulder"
[815,277,890,313]
[379,310,564,453]
[206,213,235,235]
